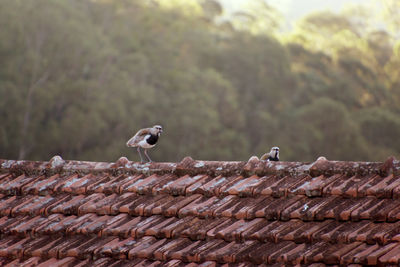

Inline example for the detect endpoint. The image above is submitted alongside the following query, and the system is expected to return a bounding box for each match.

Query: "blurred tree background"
[0,0,399,162]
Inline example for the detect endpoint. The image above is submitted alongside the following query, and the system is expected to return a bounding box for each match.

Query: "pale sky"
[219,0,374,29]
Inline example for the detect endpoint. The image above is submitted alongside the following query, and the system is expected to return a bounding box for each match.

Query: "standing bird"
[260,146,280,161]
[126,125,163,163]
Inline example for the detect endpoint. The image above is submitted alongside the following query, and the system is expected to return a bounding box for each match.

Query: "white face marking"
[270,147,280,158]
[153,125,163,135]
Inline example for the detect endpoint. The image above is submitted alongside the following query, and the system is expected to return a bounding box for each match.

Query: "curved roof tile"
[0,156,399,265]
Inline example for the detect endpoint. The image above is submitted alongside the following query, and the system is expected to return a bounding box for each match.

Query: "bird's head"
[152,125,163,136]
[270,146,280,159]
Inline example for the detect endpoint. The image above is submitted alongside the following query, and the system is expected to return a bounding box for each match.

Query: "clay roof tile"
[0,156,399,265]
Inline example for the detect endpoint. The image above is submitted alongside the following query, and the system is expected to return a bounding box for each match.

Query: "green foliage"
[290,98,368,161]
[358,108,400,149]
[0,0,399,162]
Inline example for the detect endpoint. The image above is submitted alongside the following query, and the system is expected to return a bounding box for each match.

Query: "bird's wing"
[126,128,151,147]
[260,153,270,161]
[134,128,152,138]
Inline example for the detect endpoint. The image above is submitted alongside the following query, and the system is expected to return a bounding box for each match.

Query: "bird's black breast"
[146,134,159,145]
[268,156,279,161]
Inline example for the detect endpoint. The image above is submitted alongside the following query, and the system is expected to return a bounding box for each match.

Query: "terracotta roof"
[0,155,400,266]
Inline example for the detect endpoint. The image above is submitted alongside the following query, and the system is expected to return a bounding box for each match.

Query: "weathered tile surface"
[0,156,399,265]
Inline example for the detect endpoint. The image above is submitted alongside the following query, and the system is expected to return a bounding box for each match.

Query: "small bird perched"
[126,125,163,163]
[260,146,280,161]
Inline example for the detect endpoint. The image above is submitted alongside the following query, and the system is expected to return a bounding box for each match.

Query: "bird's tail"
[126,137,137,147]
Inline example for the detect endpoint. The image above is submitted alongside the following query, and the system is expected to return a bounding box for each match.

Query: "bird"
[316,156,327,161]
[260,146,280,161]
[126,125,163,163]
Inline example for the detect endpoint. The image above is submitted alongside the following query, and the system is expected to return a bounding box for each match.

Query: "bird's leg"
[137,147,144,163]
[144,149,152,163]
